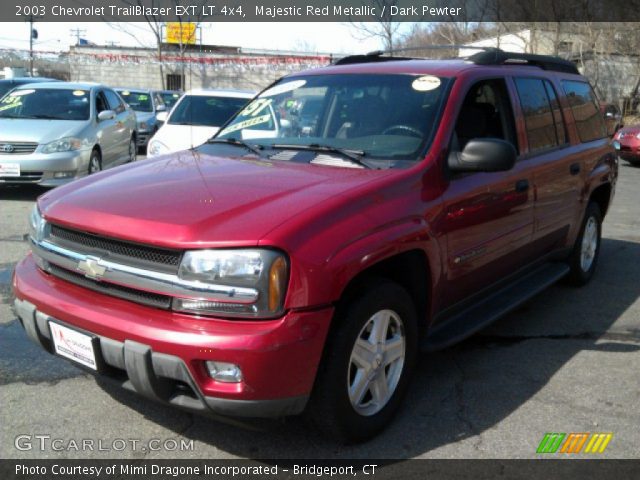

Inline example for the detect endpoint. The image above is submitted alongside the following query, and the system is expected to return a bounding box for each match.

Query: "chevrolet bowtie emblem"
[77,257,106,280]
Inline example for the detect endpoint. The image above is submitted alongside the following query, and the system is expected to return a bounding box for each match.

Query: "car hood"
[134,111,155,122]
[0,119,85,144]
[38,150,394,248]
[152,124,218,153]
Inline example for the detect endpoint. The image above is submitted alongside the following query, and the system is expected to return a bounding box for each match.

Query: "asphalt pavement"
[1,159,639,459]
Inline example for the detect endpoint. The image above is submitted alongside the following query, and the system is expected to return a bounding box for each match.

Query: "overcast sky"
[0,22,411,54]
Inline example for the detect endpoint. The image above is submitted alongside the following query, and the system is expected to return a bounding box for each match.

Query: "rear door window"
[561,80,607,142]
[514,78,564,153]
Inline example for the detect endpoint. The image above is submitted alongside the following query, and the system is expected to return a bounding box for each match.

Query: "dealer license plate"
[49,321,98,370]
[0,162,20,177]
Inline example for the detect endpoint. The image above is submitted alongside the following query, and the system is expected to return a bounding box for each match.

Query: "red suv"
[13,49,617,442]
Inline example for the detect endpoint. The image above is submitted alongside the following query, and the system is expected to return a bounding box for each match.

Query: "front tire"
[566,201,602,285]
[88,149,102,175]
[308,280,418,443]
[128,136,137,163]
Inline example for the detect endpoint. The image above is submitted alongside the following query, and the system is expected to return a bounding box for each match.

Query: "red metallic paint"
[14,59,617,406]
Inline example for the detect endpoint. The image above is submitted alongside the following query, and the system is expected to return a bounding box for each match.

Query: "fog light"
[205,361,242,383]
[53,172,74,179]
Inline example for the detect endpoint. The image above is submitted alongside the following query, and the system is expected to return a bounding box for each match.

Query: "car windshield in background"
[118,90,153,112]
[169,95,250,127]
[161,92,181,108]
[0,88,90,120]
[216,74,450,161]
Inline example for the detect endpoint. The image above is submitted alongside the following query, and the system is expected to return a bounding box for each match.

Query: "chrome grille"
[49,224,182,273]
[47,263,172,309]
[0,142,37,154]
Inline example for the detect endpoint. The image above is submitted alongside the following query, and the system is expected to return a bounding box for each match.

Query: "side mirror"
[156,104,166,112]
[97,110,115,121]
[448,138,516,173]
[156,111,168,123]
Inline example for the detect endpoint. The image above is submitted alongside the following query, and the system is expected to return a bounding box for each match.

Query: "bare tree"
[349,0,403,53]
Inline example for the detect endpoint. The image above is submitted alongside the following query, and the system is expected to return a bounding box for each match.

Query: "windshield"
[169,95,250,127]
[0,88,90,120]
[216,74,450,162]
[161,92,181,109]
[117,90,152,112]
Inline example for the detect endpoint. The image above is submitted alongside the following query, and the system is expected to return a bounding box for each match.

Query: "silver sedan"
[0,82,137,187]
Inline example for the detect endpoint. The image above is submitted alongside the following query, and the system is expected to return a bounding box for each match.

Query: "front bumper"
[13,255,334,418]
[0,149,92,186]
[137,131,151,147]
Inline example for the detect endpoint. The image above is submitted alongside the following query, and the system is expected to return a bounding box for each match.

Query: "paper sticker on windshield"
[412,76,441,91]
[10,89,34,97]
[219,114,271,136]
[72,90,87,96]
[238,98,272,118]
[260,80,306,98]
[138,94,148,100]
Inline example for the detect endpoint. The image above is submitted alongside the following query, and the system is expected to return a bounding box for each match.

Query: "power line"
[70,28,87,46]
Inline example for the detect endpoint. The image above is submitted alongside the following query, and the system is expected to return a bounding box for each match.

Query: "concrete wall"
[68,45,332,92]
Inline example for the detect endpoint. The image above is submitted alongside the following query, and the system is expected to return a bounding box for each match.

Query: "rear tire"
[566,201,602,286]
[307,279,418,443]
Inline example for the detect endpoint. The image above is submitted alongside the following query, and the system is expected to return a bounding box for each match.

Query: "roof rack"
[333,46,580,75]
[468,49,579,74]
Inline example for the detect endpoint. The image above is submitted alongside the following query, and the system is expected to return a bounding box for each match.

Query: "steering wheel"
[381,125,423,138]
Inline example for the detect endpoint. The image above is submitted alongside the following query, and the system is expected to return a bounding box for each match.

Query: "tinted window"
[544,81,566,145]
[104,89,125,113]
[562,80,607,142]
[169,95,250,127]
[515,78,560,152]
[0,88,90,120]
[117,90,152,112]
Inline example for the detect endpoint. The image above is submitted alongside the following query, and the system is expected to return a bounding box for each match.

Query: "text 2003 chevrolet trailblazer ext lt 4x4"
[14,49,616,442]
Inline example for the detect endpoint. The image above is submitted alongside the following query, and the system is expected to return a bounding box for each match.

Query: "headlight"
[173,249,289,318]
[148,139,168,157]
[138,122,148,131]
[635,132,640,140]
[41,137,85,154]
[28,204,47,243]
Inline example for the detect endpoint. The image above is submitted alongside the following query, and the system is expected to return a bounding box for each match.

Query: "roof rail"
[468,49,579,74]
[333,46,580,74]
[333,45,490,65]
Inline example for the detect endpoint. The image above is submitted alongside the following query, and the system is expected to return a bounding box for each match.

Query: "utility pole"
[70,27,87,46]
[28,15,39,76]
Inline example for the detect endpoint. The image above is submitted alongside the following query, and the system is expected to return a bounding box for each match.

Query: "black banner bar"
[6,0,640,22]
[2,459,640,480]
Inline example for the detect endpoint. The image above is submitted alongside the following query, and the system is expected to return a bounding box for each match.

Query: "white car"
[146,89,254,157]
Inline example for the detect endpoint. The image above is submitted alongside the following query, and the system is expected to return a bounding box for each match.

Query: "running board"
[422,263,570,352]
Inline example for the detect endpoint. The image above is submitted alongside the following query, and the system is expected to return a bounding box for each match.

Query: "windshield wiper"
[24,114,66,120]
[270,143,370,169]
[207,138,264,156]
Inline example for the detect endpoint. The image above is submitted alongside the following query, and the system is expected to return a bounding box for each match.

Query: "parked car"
[154,89,182,110]
[601,102,623,136]
[613,125,640,165]
[0,77,59,99]
[0,82,136,186]
[13,50,616,442]
[147,89,253,158]
[115,88,166,150]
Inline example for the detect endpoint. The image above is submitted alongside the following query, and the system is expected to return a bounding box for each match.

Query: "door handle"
[570,163,581,175]
[515,179,529,192]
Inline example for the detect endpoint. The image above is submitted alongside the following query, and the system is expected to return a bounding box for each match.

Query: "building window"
[166,74,182,91]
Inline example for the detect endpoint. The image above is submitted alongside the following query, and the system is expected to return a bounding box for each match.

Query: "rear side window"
[515,78,565,153]
[561,80,607,142]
